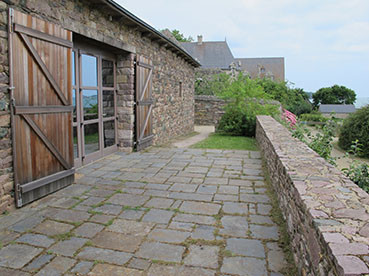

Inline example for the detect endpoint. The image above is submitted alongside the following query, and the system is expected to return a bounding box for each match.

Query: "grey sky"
[116,0,369,98]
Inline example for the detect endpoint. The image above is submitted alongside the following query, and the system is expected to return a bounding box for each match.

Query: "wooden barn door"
[135,56,154,151]
[9,9,74,207]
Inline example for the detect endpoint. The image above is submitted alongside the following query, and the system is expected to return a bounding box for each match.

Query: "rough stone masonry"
[256,115,369,276]
[0,0,198,212]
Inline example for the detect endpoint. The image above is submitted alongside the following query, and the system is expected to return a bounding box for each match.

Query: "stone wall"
[194,95,281,126]
[256,115,369,276]
[0,0,196,211]
[194,95,226,125]
[0,2,13,213]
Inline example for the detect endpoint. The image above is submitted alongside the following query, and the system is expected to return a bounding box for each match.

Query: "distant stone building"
[181,36,235,69]
[234,57,285,82]
[319,104,356,118]
[181,36,285,82]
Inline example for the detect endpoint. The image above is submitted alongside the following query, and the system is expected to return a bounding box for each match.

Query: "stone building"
[181,35,285,82]
[0,0,200,210]
[234,57,285,82]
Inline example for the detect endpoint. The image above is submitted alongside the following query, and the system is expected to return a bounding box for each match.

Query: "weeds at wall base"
[261,160,298,276]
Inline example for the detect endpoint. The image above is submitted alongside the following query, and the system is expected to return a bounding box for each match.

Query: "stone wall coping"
[256,115,369,275]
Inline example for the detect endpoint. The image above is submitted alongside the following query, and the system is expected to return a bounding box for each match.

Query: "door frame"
[73,40,118,167]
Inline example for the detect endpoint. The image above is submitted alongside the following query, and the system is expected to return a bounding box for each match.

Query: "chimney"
[197,35,203,45]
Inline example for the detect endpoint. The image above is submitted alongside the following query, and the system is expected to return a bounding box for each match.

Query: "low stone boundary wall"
[194,95,226,125]
[255,115,369,276]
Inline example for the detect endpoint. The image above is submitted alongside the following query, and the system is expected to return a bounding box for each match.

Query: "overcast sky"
[116,0,369,98]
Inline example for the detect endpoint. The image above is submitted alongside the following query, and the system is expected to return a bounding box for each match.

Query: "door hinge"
[9,9,14,32]
[10,98,16,107]
[16,184,22,207]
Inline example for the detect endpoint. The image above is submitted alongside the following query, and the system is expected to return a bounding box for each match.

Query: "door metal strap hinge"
[16,184,23,207]
[10,98,16,107]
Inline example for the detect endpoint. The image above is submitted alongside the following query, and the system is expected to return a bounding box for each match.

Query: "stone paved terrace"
[0,148,289,276]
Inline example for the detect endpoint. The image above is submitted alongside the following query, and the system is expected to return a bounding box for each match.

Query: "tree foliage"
[313,85,356,107]
[168,29,193,42]
[255,78,312,115]
[216,73,279,137]
[195,73,231,96]
[339,105,369,158]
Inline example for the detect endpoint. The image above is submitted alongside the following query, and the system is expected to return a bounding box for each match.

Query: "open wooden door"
[135,55,154,151]
[9,9,74,207]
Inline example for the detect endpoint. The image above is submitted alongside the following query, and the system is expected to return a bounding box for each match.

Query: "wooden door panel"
[10,9,74,207]
[135,56,154,151]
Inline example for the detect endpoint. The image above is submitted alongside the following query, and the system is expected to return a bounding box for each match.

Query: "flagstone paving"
[0,148,289,275]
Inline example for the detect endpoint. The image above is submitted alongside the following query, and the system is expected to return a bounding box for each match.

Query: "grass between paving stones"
[151,259,178,266]
[104,219,114,226]
[182,238,225,248]
[50,231,75,241]
[93,260,105,265]
[122,205,149,211]
[88,210,103,215]
[190,133,259,151]
[262,161,298,276]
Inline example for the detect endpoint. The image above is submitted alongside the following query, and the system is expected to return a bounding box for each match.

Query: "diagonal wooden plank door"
[135,55,154,151]
[9,9,74,207]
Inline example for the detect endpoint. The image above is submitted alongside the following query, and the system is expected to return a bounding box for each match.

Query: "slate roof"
[319,104,356,113]
[181,41,234,69]
[235,57,285,81]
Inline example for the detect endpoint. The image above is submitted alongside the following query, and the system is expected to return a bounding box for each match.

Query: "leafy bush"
[216,74,279,137]
[342,141,369,192]
[290,122,369,193]
[256,78,312,116]
[339,105,369,158]
[195,73,312,116]
[291,119,338,165]
[218,103,276,137]
[195,73,231,95]
[343,162,369,192]
[299,113,328,123]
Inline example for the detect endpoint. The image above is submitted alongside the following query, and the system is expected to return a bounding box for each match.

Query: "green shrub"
[195,73,231,95]
[339,105,369,158]
[216,74,279,137]
[256,78,312,116]
[218,102,278,137]
[343,162,369,192]
[299,113,328,122]
[342,141,369,192]
[291,119,337,165]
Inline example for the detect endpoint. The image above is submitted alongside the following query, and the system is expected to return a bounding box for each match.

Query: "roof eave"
[93,0,200,67]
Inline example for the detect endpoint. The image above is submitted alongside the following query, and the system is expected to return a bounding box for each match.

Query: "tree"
[313,85,356,107]
[255,78,312,115]
[168,29,193,42]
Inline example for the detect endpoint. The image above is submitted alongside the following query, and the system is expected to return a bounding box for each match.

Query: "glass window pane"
[84,123,99,155]
[82,90,98,121]
[102,59,114,87]
[81,54,97,87]
[72,51,75,86]
[72,89,77,122]
[73,126,78,158]
[104,120,115,148]
[103,90,114,118]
